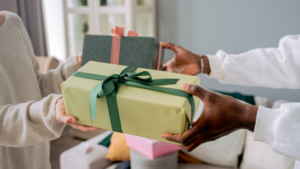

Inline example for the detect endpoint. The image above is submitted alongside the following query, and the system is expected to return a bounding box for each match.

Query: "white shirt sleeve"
[207,35,300,89]
[207,35,300,160]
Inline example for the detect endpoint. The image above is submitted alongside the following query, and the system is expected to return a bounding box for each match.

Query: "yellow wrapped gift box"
[61,61,200,143]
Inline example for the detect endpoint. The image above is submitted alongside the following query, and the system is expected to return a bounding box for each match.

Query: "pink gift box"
[126,134,181,159]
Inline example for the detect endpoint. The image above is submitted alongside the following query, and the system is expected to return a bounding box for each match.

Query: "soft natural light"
[42,0,66,61]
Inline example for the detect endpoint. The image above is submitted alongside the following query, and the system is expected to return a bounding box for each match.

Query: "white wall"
[157,0,300,103]
[42,0,66,61]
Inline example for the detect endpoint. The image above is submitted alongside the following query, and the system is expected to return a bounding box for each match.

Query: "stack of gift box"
[61,27,201,168]
[126,134,181,168]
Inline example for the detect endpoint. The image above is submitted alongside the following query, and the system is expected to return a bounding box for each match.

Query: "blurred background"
[1,1,300,169]
[1,0,300,103]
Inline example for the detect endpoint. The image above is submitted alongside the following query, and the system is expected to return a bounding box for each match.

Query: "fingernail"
[182,83,189,90]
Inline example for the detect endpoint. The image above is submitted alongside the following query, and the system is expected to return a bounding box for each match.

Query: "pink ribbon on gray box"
[110,26,163,70]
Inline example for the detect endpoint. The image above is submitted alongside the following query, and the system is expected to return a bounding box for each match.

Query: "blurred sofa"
[36,56,59,73]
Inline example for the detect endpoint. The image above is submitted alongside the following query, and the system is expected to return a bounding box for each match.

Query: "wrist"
[241,104,258,132]
[197,55,211,75]
[202,55,211,75]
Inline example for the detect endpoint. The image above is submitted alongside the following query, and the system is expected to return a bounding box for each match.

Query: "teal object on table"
[98,133,113,148]
[213,90,255,105]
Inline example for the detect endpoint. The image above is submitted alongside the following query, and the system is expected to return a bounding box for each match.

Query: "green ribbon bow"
[73,66,195,133]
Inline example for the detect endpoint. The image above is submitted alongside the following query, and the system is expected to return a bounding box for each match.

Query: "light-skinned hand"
[76,52,82,65]
[55,98,101,132]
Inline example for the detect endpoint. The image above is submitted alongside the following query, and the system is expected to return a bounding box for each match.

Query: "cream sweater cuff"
[47,94,63,127]
[29,94,64,135]
[63,56,81,80]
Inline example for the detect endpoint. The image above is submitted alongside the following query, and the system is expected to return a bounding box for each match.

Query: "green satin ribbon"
[73,66,195,133]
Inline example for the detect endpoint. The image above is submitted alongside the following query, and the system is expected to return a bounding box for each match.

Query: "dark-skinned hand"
[162,84,258,151]
[161,42,211,75]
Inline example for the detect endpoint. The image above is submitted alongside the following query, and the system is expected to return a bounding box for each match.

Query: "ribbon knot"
[118,74,126,83]
[94,67,176,101]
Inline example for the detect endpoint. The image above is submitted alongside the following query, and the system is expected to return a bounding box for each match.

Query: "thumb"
[59,115,77,125]
[160,42,180,53]
[162,64,167,71]
[182,84,208,100]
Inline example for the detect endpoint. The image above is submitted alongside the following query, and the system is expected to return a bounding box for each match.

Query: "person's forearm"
[206,35,300,88]
[0,94,64,147]
[19,17,80,97]
[197,55,258,132]
[36,56,80,97]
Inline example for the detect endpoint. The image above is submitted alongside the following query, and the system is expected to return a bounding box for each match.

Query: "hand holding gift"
[161,42,211,75]
[162,84,258,151]
[54,52,101,132]
[55,96,101,133]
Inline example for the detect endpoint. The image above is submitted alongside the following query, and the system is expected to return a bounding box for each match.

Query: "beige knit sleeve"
[35,56,81,97]
[18,16,80,97]
[0,94,64,147]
